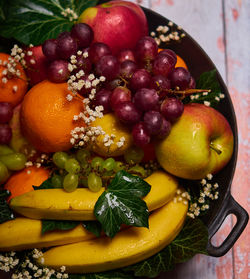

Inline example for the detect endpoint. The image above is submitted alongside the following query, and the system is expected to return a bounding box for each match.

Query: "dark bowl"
[142,7,248,258]
[0,4,248,279]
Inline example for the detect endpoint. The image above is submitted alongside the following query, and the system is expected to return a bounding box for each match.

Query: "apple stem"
[166,88,211,95]
[210,144,222,155]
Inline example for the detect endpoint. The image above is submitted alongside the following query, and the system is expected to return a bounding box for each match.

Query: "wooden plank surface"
[133,0,249,278]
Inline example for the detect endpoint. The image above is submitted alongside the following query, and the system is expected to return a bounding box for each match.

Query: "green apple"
[155,103,234,180]
[78,1,148,54]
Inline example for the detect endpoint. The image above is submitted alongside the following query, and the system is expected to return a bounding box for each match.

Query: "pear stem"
[210,144,222,155]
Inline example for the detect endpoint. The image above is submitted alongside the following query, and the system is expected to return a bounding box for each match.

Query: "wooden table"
[129,0,249,278]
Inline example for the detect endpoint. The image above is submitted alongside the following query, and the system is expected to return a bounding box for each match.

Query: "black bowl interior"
[143,7,238,228]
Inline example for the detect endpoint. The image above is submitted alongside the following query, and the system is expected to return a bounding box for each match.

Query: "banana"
[39,197,188,273]
[0,218,95,251]
[10,171,178,220]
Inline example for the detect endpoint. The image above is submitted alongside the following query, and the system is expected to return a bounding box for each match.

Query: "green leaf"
[82,221,102,237]
[94,170,151,238]
[0,189,15,224]
[124,246,174,278]
[124,217,208,278]
[33,177,54,190]
[171,217,208,263]
[42,219,80,234]
[0,0,98,45]
[183,69,223,107]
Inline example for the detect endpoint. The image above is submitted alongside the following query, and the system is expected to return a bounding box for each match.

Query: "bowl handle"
[207,194,249,257]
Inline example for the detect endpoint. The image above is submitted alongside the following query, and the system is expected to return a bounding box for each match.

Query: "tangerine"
[4,166,50,202]
[0,53,28,107]
[175,55,188,70]
[21,80,85,153]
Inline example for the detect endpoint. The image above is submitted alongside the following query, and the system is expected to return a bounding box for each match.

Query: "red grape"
[58,31,71,39]
[115,101,141,125]
[135,36,158,62]
[150,75,171,99]
[47,60,69,83]
[89,43,111,64]
[152,54,175,77]
[157,117,171,139]
[130,69,151,91]
[110,86,132,109]
[158,49,177,65]
[71,23,94,48]
[117,49,135,63]
[188,76,196,89]
[105,79,123,91]
[160,97,184,121]
[143,111,163,135]
[93,89,112,113]
[56,35,78,60]
[133,88,159,112]
[42,39,59,61]
[119,60,138,79]
[96,55,120,81]
[132,122,150,147]
[75,54,92,74]
[0,102,13,123]
[0,124,12,144]
[169,67,191,90]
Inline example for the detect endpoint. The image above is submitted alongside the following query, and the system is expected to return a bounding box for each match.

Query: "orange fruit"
[158,49,188,70]
[175,55,188,70]
[4,166,50,202]
[21,80,85,153]
[0,53,28,107]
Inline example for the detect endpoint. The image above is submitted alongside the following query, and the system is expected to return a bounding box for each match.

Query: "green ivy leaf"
[82,221,102,237]
[0,0,98,45]
[42,219,80,234]
[183,69,223,107]
[171,217,208,263]
[33,177,54,190]
[124,246,174,278]
[65,271,132,279]
[124,217,208,278]
[0,189,15,224]
[94,170,151,238]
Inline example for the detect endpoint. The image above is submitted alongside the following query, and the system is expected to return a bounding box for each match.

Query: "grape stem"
[166,88,211,95]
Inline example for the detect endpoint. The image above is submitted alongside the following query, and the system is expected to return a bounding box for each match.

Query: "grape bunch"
[0,144,27,183]
[51,146,149,193]
[0,102,13,145]
[91,36,195,147]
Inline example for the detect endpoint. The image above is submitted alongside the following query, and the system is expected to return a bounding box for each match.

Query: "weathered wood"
[224,1,250,279]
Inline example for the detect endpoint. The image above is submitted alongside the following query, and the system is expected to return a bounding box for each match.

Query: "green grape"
[102,158,116,172]
[81,161,91,173]
[0,161,10,183]
[65,158,80,174]
[124,146,144,165]
[91,157,104,171]
[63,173,79,192]
[87,172,103,192]
[0,145,14,155]
[0,153,27,171]
[114,161,125,173]
[52,152,69,169]
[51,175,63,188]
[76,149,90,163]
[128,165,146,178]
[79,177,88,188]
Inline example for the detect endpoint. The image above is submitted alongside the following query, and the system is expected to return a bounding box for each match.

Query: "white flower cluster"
[0,252,19,272]
[190,92,225,106]
[0,249,69,279]
[187,173,219,219]
[61,8,78,21]
[151,22,185,45]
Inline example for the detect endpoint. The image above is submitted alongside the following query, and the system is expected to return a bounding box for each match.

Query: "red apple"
[78,1,148,54]
[155,103,234,180]
[24,45,49,86]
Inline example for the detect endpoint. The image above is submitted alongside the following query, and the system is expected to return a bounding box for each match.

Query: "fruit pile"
[0,0,235,278]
